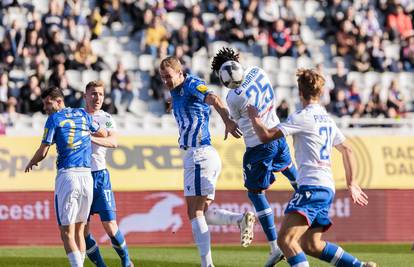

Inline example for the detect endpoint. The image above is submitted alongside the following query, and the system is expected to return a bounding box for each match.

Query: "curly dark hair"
[211,47,240,73]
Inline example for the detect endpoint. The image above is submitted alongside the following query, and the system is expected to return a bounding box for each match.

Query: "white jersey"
[91,110,116,171]
[226,66,280,147]
[277,104,345,191]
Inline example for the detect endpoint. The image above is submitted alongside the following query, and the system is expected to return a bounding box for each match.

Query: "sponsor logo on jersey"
[196,84,208,93]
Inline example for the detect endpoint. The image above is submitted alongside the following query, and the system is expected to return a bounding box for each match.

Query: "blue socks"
[287,252,310,266]
[320,242,364,267]
[282,165,298,191]
[248,191,277,241]
[85,234,107,267]
[111,230,132,267]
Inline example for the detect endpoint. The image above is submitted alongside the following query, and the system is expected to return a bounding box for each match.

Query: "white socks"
[80,251,86,263]
[205,209,244,225]
[67,251,83,267]
[269,240,279,253]
[191,216,213,267]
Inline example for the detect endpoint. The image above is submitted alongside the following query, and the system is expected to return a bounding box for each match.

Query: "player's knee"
[277,231,296,250]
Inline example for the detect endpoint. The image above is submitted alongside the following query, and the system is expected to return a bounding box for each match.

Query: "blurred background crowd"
[0,0,413,134]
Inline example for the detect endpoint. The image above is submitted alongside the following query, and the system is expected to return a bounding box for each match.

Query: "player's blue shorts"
[89,169,116,222]
[243,138,292,190]
[285,185,334,231]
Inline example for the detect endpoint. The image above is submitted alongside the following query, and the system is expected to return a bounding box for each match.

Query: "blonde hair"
[159,56,182,72]
[296,69,325,101]
[85,80,105,92]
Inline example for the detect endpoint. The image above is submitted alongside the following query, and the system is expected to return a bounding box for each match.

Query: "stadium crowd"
[0,0,413,132]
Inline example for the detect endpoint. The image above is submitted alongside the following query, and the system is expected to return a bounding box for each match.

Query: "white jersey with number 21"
[277,104,345,192]
[226,66,280,148]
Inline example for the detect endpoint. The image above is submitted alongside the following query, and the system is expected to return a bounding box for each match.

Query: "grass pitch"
[0,243,411,266]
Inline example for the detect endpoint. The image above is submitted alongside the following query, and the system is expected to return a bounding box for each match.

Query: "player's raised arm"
[247,105,284,143]
[25,143,51,172]
[205,93,242,140]
[335,142,368,206]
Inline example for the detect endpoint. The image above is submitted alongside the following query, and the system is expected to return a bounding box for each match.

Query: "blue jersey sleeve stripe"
[192,112,203,147]
[182,106,194,147]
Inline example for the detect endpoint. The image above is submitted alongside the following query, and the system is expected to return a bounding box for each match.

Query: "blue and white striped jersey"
[171,74,212,149]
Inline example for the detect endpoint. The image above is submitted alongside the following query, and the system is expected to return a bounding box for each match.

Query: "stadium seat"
[243,54,262,68]
[208,41,229,57]
[262,56,279,74]
[398,72,414,90]
[102,54,118,71]
[384,43,400,60]
[202,13,217,27]
[121,52,140,71]
[82,70,99,86]
[166,12,185,31]
[192,55,210,77]
[99,70,112,92]
[381,72,397,89]
[297,56,313,69]
[91,39,106,57]
[138,54,155,72]
[66,70,83,91]
[279,57,297,73]
[275,87,291,104]
[277,72,296,88]
[347,71,364,88]
[364,71,381,90]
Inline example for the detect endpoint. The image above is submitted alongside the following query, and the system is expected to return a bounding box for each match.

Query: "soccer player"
[82,81,134,267]
[247,69,378,267]
[159,56,256,267]
[211,47,299,266]
[25,87,107,267]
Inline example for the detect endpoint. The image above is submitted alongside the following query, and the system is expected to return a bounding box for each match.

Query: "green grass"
[0,243,412,266]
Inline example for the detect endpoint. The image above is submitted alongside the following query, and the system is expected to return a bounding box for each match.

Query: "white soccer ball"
[219,61,244,89]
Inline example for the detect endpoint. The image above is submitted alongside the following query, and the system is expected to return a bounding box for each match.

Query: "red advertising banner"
[0,190,413,245]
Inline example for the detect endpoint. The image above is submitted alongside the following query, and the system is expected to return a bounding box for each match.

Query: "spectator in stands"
[170,25,191,56]
[48,63,67,88]
[364,83,387,118]
[268,19,292,57]
[289,21,309,58]
[351,42,371,72]
[370,35,399,72]
[145,15,168,58]
[22,29,46,70]
[0,38,16,70]
[363,8,382,37]
[347,81,364,117]
[1,96,20,130]
[330,89,350,117]
[336,19,357,57]
[321,0,347,37]
[331,60,348,101]
[188,16,207,54]
[0,72,10,113]
[5,20,24,62]
[42,0,64,41]
[98,0,121,27]
[111,62,133,113]
[88,7,103,40]
[276,100,289,121]
[387,4,413,40]
[65,15,90,44]
[19,75,43,114]
[73,37,101,71]
[387,79,406,116]
[218,8,244,43]
[44,29,67,68]
[401,36,414,70]
[34,62,47,89]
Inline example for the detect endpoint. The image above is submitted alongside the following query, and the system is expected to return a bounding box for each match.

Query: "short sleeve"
[42,115,56,145]
[188,79,211,102]
[333,124,346,146]
[276,112,307,136]
[105,114,117,132]
[226,93,241,120]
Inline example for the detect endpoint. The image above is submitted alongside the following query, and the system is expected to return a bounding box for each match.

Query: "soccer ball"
[219,61,244,89]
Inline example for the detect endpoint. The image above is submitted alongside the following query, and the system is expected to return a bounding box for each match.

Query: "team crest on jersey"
[196,84,208,93]
[305,191,312,199]
[105,121,113,128]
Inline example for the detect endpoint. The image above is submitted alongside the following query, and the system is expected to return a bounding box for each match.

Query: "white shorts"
[54,168,93,226]
[183,145,221,200]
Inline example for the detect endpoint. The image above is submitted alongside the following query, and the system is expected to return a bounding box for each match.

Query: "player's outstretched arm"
[205,93,242,140]
[335,142,368,207]
[91,131,118,148]
[247,105,283,143]
[25,143,51,173]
